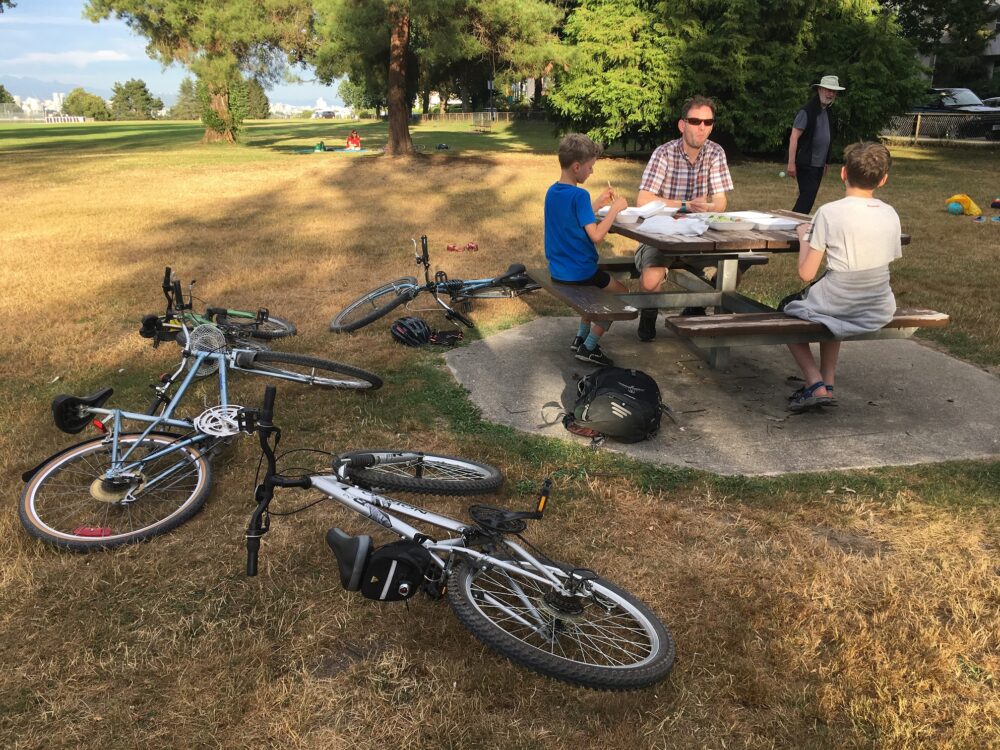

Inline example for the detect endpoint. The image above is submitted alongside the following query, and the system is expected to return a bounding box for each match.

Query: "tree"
[169,78,201,119]
[551,0,926,154]
[312,0,560,154]
[0,84,14,104]
[246,79,270,119]
[85,0,314,142]
[338,78,383,116]
[0,1,15,12]
[548,0,679,148]
[63,87,111,120]
[882,0,1000,92]
[109,78,163,119]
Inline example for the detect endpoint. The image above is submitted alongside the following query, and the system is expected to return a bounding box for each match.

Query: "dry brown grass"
[1,124,998,749]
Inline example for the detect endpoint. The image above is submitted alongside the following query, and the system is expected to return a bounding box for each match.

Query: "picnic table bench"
[525,267,639,321]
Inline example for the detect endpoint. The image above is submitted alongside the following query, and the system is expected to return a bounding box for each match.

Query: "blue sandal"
[788,381,833,412]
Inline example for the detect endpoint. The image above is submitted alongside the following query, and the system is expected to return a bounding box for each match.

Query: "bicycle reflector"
[390,316,432,347]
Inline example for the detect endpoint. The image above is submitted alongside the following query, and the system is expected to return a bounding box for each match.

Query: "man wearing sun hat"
[787,74,845,214]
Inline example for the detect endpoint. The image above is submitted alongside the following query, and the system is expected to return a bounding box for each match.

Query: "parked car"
[911,88,1000,140]
[982,96,1000,108]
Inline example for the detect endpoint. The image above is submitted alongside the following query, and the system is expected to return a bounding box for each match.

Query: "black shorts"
[551,270,613,290]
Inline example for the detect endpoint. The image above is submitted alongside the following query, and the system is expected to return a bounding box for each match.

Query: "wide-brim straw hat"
[813,75,845,91]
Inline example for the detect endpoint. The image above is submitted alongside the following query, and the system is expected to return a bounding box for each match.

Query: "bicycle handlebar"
[260,385,276,426]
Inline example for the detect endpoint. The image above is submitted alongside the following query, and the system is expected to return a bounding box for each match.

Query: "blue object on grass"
[947,201,964,215]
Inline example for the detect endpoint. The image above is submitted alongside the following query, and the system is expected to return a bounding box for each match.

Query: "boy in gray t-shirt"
[782,142,900,412]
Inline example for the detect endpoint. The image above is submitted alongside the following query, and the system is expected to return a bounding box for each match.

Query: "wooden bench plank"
[666,308,950,338]
[525,268,639,321]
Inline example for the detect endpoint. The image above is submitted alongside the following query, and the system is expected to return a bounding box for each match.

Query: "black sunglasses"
[685,117,715,126]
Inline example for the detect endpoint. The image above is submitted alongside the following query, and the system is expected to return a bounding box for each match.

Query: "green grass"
[1,119,998,750]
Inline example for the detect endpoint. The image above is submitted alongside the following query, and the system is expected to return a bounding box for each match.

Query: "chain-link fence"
[882,113,1000,143]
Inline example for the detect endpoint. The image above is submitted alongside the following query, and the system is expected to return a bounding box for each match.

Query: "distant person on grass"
[633,95,734,341]
[544,133,628,367]
[781,141,902,412]
[787,75,844,214]
[346,129,361,151]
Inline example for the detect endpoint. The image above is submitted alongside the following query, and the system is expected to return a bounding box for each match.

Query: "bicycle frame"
[78,345,233,501]
[403,236,537,325]
[306,474,567,592]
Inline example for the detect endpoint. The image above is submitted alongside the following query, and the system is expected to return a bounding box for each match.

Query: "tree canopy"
[246,79,270,119]
[86,0,313,141]
[63,88,111,120]
[0,84,15,104]
[551,0,927,154]
[312,0,560,153]
[884,0,1000,93]
[109,78,163,119]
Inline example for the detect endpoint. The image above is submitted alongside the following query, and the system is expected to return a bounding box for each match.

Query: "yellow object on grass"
[945,193,982,216]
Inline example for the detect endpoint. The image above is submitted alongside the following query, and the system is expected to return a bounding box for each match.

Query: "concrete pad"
[445,316,1000,476]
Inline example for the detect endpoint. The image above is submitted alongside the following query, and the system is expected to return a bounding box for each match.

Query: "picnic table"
[527,210,948,369]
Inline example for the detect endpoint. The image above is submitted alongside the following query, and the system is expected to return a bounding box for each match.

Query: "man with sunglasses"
[634,95,734,341]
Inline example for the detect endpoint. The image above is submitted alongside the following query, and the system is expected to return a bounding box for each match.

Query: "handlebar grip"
[172,280,183,308]
[421,235,429,264]
[247,536,260,576]
[261,385,276,425]
[162,267,172,291]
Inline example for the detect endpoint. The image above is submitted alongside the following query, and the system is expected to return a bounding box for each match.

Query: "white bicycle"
[242,386,675,691]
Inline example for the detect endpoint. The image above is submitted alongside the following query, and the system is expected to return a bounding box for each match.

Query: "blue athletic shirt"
[544,182,597,282]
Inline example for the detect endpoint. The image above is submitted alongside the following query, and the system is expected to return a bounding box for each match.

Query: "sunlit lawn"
[0,119,997,749]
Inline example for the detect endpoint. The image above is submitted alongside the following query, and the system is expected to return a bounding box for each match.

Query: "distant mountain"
[0,75,175,107]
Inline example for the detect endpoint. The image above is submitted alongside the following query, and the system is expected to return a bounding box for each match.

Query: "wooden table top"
[609,209,910,255]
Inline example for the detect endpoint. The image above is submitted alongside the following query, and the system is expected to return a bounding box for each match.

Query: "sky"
[0,0,343,107]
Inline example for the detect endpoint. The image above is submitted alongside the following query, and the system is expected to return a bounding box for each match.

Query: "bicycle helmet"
[390,316,432,347]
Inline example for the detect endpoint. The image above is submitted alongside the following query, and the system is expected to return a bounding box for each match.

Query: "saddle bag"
[359,540,433,602]
[565,367,663,443]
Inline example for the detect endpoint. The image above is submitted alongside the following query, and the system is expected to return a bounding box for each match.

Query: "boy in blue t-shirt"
[544,133,628,366]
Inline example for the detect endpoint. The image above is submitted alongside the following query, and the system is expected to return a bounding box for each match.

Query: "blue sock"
[583,332,600,351]
[577,322,590,337]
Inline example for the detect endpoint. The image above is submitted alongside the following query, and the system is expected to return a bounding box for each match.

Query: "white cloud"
[1,50,131,67]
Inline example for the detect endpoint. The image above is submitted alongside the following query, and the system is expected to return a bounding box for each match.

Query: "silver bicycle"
[243,386,675,691]
[19,321,381,551]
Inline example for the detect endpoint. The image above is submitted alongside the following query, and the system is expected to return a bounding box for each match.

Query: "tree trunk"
[385,4,413,155]
[533,77,543,108]
[421,89,430,115]
[201,90,235,144]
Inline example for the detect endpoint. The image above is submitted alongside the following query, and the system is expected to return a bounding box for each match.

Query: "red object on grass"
[73,527,113,537]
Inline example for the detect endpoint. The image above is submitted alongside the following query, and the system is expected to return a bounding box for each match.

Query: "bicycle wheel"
[19,433,213,552]
[219,312,297,340]
[448,557,674,690]
[237,351,382,390]
[330,277,419,332]
[340,451,502,495]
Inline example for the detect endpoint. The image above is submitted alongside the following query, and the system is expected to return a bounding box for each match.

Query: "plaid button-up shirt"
[639,139,734,201]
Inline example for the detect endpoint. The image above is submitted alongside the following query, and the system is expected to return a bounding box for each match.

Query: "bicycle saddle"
[496,263,526,281]
[52,388,114,434]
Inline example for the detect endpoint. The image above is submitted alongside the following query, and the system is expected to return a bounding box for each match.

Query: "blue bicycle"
[329,235,539,332]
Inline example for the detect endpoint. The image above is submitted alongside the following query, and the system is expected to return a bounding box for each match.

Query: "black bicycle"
[329,236,540,332]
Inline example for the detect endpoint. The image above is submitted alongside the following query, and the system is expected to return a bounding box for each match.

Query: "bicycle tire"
[330,277,419,332]
[19,433,213,552]
[448,557,674,690]
[340,451,502,495]
[238,351,382,390]
[219,312,297,340]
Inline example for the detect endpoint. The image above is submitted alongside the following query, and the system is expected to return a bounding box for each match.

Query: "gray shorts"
[634,243,677,273]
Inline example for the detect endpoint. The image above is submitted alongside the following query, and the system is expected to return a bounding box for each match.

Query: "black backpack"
[564,367,663,443]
